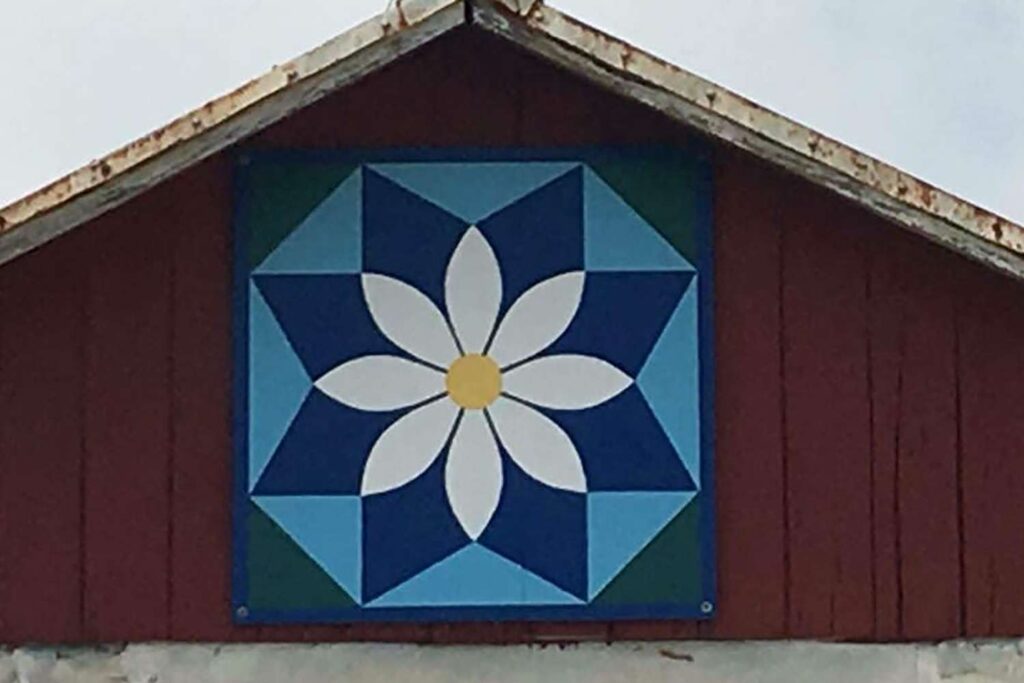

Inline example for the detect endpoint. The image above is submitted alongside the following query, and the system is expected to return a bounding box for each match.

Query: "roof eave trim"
[0,0,465,266]
[3,0,1023,283]
[471,0,1024,282]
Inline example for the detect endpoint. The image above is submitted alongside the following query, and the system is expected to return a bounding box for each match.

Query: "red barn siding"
[959,263,1024,636]
[167,161,235,641]
[781,182,875,638]
[1,30,1022,644]
[0,235,87,643]
[699,155,789,640]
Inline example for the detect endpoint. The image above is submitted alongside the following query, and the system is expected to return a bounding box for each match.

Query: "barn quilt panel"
[232,150,715,622]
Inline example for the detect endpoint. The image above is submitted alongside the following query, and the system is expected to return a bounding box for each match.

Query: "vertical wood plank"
[897,238,962,639]
[82,189,174,640]
[868,232,963,639]
[0,237,86,643]
[699,152,787,639]
[781,186,874,639]
[958,265,1024,636]
[864,234,903,640]
[167,161,236,640]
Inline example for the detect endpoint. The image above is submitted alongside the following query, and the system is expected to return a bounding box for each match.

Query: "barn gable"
[2,0,1024,648]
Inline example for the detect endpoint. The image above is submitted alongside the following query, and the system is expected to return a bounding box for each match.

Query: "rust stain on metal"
[2,0,1023,284]
[807,133,820,156]
[395,0,411,29]
[0,0,462,254]
[382,0,411,32]
[483,0,1024,273]
[522,0,545,20]
[618,45,635,71]
[488,0,544,19]
[468,0,1024,280]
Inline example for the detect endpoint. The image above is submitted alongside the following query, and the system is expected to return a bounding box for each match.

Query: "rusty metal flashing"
[0,0,464,265]
[470,0,1024,280]
[2,0,1023,282]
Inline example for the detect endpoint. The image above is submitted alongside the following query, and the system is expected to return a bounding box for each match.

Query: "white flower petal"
[361,398,459,495]
[316,355,444,411]
[487,397,586,493]
[445,227,502,354]
[362,273,460,367]
[487,272,584,367]
[503,354,632,410]
[445,411,503,540]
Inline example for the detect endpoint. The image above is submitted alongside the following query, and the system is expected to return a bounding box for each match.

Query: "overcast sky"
[1,0,1021,223]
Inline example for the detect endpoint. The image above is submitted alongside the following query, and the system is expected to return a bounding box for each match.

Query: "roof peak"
[2,0,1022,280]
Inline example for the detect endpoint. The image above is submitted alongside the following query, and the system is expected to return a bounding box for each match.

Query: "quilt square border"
[230,146,717,624]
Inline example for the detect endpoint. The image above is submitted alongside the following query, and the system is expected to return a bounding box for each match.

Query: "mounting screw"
[236,605,250,619]
[700,601,714,614]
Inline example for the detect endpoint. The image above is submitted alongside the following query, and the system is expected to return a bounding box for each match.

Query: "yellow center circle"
[446,354,502,409]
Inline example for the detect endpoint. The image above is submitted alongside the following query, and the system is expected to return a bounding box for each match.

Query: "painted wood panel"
[0,235,87,642]
[864,233,904,641]
[167,159,235,641]
[1,29,1023,644]
[867,231,963,640]
[701,153,788,639]
[81,185,174,640]
[958,264,1024,636]
[780,184,875,639]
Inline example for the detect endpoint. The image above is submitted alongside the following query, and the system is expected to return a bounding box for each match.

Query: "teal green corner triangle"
[255,169,362,274]
[638,279,701,485]
[583,168,693,272]
[369,162,579,223]
[245,160,358,268]
[246,503,356,610]
[249,283,310,489]
[253,495,361,602]
[593,495,704,606]
[587,491,695,599]
[367,543,582,607]
[588,157,700,264]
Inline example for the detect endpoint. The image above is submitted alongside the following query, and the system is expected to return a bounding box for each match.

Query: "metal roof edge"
[0,0,465,266]
[2,0,1022,282]
[472,0,1024,281]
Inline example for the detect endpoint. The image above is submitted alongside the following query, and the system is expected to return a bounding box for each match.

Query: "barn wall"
[2,29,1023,644]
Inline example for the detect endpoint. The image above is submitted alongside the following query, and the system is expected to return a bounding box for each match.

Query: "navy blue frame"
[231,146,716,624]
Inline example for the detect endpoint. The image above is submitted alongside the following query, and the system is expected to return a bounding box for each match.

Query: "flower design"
[315,227,632,539]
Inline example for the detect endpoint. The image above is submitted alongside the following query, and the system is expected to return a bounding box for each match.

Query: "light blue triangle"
[587,491,695,599]
[253,495,361,601]
[367,543,582,607]
[584,168,694,272]
[256,169,362,273]
[248,283,310,488]
[369,162,579,223]
[638,280,701,485]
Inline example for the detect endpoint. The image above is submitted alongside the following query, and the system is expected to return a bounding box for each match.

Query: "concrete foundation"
[3,640,1024,683]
